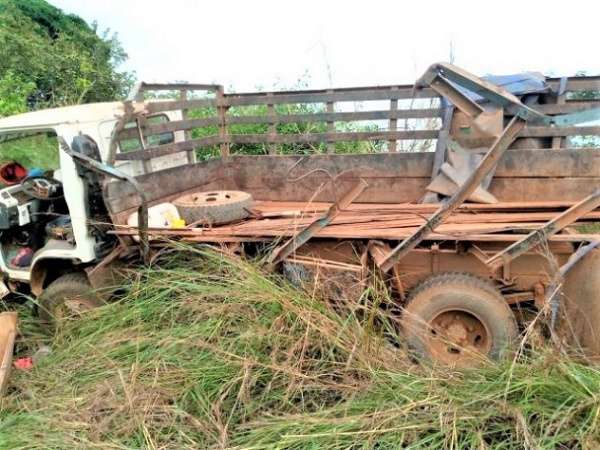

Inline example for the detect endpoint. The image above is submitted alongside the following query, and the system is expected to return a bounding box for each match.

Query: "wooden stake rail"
[254,200,598,214]
[111,200,600,243]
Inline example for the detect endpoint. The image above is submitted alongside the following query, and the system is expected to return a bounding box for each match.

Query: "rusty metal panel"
[103,158,226,217]
[105,149,600,211]
[395,248,569,294]
[493,148,600,178]
[488,179,600,202]
[214,151,600,202]
[417,62,549,124]
[223,153,434,179]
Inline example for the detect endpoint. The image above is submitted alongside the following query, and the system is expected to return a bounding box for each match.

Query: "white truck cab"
[0,101,187,304]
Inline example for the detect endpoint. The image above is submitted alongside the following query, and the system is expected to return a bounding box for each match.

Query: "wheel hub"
[446,322,468,343]
[426,310,491,365]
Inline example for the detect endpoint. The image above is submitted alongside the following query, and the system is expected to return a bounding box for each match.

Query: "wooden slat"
[267,97,276,155]
[227,109,442,125]
[144,98,217,114]
[546,76,600,93]
[117,116,221,140]
[253,200,593,213]
[115,135,221,161]
[124,113,600,143]
[224,86,437,106]
[128,103,600,141]
[137,83,221,92]
[226,130,438,144]
[522,125,600,137]
[506,102,600,116]
[389,92,399,153]
[326,92,335,154]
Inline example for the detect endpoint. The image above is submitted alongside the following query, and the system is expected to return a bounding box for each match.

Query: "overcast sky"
[49,0,600,92]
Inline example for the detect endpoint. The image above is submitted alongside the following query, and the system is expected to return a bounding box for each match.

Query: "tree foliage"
[0,0,134,116]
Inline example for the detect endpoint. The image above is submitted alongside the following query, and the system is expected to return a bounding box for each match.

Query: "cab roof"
[0,102,128,132]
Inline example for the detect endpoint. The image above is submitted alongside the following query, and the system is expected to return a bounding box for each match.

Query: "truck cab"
[0,101,187,302]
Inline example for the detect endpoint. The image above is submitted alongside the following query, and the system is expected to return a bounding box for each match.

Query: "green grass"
[577,222,600,234]
[1,245,599,449]
[0,132,59,172]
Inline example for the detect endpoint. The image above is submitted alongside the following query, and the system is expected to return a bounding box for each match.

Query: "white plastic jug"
[127,203,183,241]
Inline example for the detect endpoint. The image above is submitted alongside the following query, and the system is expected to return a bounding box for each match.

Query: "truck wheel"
[173,190,253,226]
[400,272,518,367]
[38,273,105,324]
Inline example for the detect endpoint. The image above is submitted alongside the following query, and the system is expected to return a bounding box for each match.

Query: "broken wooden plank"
[268,180,369,264]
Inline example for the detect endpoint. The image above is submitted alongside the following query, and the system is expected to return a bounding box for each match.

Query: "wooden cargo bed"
[112,200,600,244]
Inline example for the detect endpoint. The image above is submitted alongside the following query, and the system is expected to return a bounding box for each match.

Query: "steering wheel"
[20,175,64,200]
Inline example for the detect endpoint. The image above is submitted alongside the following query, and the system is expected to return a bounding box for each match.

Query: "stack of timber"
[112,200,600,243]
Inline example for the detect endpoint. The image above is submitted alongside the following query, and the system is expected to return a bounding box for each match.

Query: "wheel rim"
[424,309,492,365]
[178,190,249,206]
[200,192,234,203]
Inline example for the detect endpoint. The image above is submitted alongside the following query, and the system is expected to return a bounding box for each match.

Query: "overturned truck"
[1,62,600,367]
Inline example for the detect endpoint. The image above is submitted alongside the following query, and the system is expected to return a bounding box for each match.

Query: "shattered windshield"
[0,130,59,173]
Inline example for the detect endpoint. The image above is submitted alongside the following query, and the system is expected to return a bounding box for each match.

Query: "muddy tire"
[38,273,105,325]
[173,190,253,226]
[401,272,518,367]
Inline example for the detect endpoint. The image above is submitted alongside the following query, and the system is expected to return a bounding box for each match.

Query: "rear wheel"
[38,273,105,325]
[401,272,518,367]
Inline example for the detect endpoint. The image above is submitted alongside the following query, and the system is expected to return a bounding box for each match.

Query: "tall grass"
[1,245,599,449]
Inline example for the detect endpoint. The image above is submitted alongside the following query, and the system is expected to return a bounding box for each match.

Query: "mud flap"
[0,312,17,397]
[561,248,600,359]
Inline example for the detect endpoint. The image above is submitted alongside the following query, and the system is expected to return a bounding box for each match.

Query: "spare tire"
[173,190,253,226]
